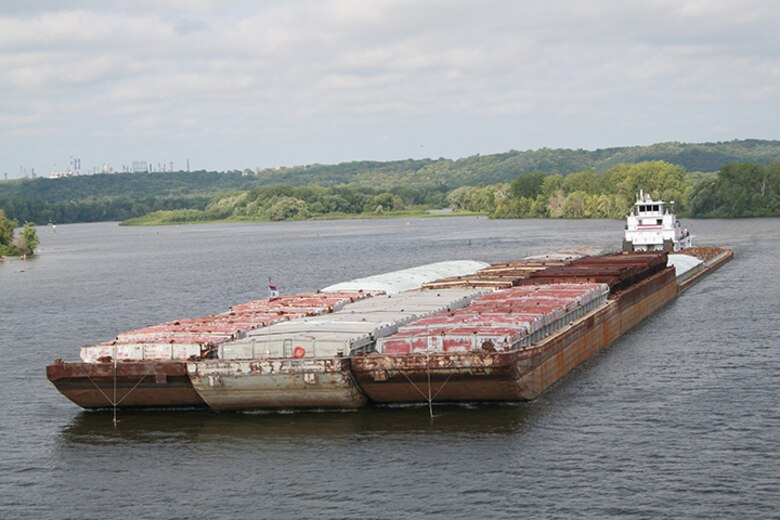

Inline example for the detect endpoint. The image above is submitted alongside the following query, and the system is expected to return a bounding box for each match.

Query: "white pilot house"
[623,190,692,252]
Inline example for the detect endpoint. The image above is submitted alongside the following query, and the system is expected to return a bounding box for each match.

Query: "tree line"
[689,162,780,217]
[448,161,780,219]
[122,184,449,225]
[0,194,211,225]
[452,161,692,219]
[120,161,780,225]
[4,139,780,224]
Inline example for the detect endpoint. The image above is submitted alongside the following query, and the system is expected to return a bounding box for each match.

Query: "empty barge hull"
[350,266,678,403]
[46,361,205,409]
[187,358,367,410]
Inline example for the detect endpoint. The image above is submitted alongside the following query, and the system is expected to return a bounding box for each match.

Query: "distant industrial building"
[49,157,80,179]
[132,161,149,173]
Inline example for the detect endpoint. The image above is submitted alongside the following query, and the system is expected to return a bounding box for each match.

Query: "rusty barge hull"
[46,361,205,409]
[677,247,734,292]
[351,267,678,403]
[188,358,367,411]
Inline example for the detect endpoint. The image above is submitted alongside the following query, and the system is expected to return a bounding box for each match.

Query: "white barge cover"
[218,288,486,359]
[321,260,490,294]
[668,253,704,282]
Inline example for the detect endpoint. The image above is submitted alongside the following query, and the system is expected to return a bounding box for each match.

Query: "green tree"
[689,174,719,216]
[0,209,16,250]
[547,190,566,218]
[446,186,470,211]
[266,197,309,221]
[510,172,547,198]
[562,191,587,218]
[695,162,780,217]
[15,222,39,256]
[603,161,690,211]
[364,193,402,213]
[563,170,601,194]
[540,174,564,198]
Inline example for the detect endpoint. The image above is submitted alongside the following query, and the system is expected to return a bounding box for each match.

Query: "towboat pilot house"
[623,190,692,252]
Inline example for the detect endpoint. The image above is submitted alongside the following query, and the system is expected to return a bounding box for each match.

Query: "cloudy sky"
[1,0,778,178]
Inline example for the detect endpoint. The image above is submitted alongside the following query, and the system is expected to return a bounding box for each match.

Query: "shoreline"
[120,210,488,226]
[0,254,33,262]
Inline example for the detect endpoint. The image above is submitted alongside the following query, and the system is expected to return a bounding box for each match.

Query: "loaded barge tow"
[47,195,732,411]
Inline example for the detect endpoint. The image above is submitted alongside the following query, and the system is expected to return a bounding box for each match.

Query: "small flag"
[269,284,280,301]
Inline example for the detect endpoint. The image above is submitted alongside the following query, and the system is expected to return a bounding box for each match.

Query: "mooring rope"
[431,372,455,400]
[114,372,152,406]
[72,358,155,422]
[74,363,114,406]
[400,370,430,401]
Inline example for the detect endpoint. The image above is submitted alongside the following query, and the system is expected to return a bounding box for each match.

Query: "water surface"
[1,217,777,519]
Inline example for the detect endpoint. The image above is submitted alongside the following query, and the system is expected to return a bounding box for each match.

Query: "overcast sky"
[1,0,778,178]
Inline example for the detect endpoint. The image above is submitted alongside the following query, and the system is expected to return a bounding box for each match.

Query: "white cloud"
[0,0,779,175]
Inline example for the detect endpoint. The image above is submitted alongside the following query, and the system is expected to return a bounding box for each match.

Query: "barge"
[351,254,676,403]
[187,288,485,410]
[47,290,376,408]
[47,193,732,411]
[47,262,489,409]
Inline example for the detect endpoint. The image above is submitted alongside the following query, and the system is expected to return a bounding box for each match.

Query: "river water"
[0,217,777,519]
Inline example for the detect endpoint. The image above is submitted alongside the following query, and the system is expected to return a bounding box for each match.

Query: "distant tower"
[132,160,148,173]
[187,158,190,172]
[170,161,174,172]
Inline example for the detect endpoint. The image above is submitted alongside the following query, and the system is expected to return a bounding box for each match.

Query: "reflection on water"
[59,402,540,446]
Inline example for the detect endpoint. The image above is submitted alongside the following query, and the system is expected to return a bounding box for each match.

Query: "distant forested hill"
[2,139,779,223]
[256,139,780,188]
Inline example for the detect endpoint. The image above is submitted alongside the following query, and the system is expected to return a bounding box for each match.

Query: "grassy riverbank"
[121,208,485,226]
